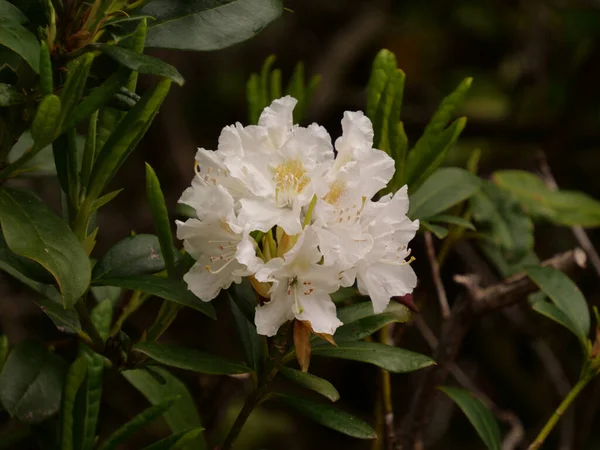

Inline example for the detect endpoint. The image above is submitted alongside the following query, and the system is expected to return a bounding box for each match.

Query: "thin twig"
[538,151,600,278]
[398,244,586,449]
[413,316,525,450]
[424,232,450,319]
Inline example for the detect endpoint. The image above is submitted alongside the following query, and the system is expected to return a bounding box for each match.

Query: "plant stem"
[75,299,105,352]
[221,365,278,450]
[145,302,182,342]
[528,373,594,450]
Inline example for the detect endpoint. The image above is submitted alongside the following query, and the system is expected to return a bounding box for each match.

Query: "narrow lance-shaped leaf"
[97,397,178,450]
[124,18,148,92]
[31,95,61,149]
[61,357,88,450]
[0,341,67,423]
[39,40,53,96]
[273,394,376,439]
[140,0,284,51]
[312,341,434,373]
[0,188,91,307]
[279,367,340,402]
[132,342,250,375]
[247,73,261,124]
[123,367,206,450]
[0,0,27,23]
[87,78,172,201]
[80,300,113,450]
[405,116,468,189]
[228,293,264,373]
[58,53,95,128]
[421,221,448,239]
[0,335,8,373]
[366,49,398,120]
[260,55,276,109]
[93,275,215,319]
[145,164,176,277]
[529,292,579,338]
[91,43,184,86]
[141,428,205,450]
[439,387,501,450]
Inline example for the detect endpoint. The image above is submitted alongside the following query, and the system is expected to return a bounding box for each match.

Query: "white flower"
[348,186,419,313]
[176,185,261,301]
[224,96,335,235]
[313,111,395,274]
[254,227,343,337]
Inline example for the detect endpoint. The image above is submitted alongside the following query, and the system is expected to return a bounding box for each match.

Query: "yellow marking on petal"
[323,179,346,205]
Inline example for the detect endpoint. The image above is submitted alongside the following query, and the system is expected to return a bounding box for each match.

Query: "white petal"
[238,197,302,234]
[295,288,342,335]
[184,256,243,302]
[337,111,374,152]
[255,282,295,336]
[357,261,417,313]
[259,96,297,149]
[235,234,263,273]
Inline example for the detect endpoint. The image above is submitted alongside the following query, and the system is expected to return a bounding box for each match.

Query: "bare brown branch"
[424,232,450,319]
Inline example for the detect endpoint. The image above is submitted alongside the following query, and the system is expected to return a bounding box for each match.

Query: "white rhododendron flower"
[176,96,419,337]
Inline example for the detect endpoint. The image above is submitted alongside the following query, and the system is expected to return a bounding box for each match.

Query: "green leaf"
[0,188,91,307]
[336,300,403,324]
[92,234,174,280]
[91,285,122,306]
[132,342,250,375]
[405,116,468,189]
[421,221,448,239]
[0,232,55,284]
[470,181,534,259]
[0,341,67,423]
[323,304,411,344]
[80,300,113,450]
[494,170,600,228]
[246,73,261,124]
[428,214,476,230]
[142,428,205,450]
[91,43,184,86]
[439,387,501,450]
[279,367,340,402]
[93,189,123,210]
[87,78,171,201]
[273,394,376,439]
[38,40,52,96]
[97,397,178,450]
[0,0,27,24]
[57,53,95,128]
[0,82,24,106]
[228,278,258,323]
[93,275,215,319]
[0,20,40,72]
[228,293,264,373]
[140,0,284,51]
[312,341,434,373]
[62,68,130,133]
[7,131,59,177]
[529,292,578,334]
[408,167,481,220]
[366,49,398,120]
[145,164,176,277]
[31,94,61,148]
[525,266,590,344]
[61,357,88,450]
[479,244,538,278]
[123,367,206,450]
[259,54,276,108]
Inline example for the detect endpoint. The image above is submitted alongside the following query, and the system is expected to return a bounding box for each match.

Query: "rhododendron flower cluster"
[176,96,419,338]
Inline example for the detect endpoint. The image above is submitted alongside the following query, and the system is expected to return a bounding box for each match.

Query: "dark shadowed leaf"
[273,394,376,439]
[0,188,91,307]
[0,0,27,24]
[228,293,264,372]
[0,20,39,72]
[279,367,339,402]
[439,386,501,450]
[312,341,434,373]
[0,341,67,423]
[123,367,205,450]
[133,342,250,375]
[92,234,175,280]
[140,0,283,51]
[97,398,178,450]
[61,357,88,450]
[93,275,215,319]
[91,43,184,86]
[141,428,205,450]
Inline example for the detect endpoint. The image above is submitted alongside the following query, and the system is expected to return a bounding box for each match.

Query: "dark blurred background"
[4,0,600,448]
